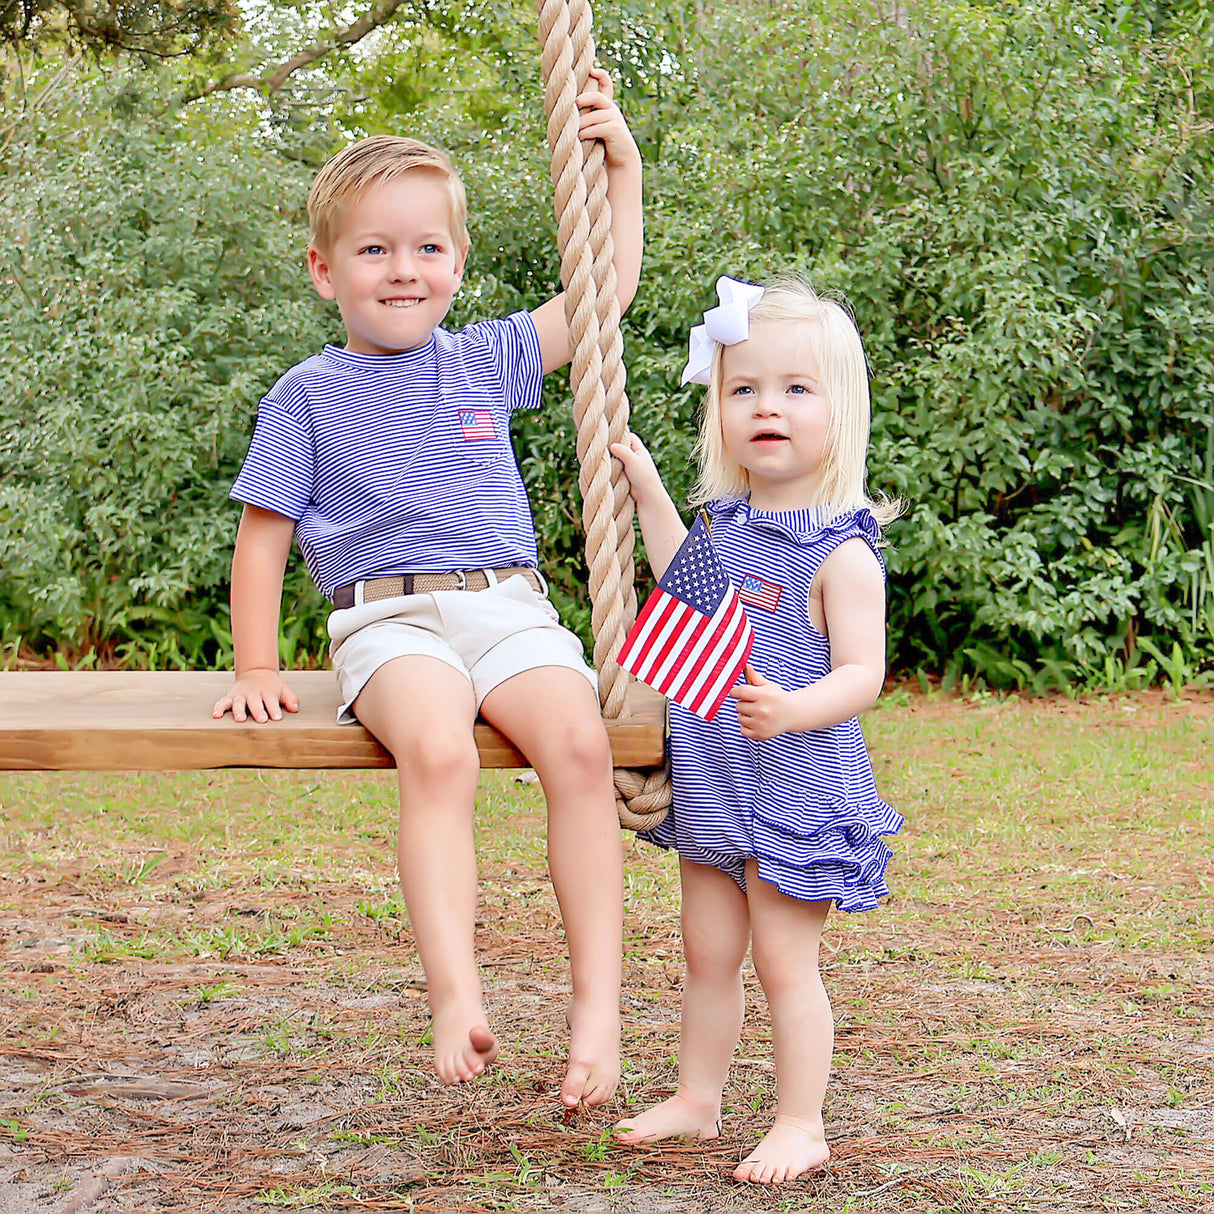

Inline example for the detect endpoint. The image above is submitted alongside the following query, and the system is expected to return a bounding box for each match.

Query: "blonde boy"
[214,71,642,1108]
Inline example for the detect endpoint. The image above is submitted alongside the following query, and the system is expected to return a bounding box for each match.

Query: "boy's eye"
[421,243,442,254]
[360,244,386,256]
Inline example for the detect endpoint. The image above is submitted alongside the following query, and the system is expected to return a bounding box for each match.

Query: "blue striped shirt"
[231,312,543,600]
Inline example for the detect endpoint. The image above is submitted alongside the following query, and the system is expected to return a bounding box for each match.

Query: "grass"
[0,689,1210,1212]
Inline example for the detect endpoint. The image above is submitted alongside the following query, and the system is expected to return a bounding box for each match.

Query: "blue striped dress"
[645,499,903,912]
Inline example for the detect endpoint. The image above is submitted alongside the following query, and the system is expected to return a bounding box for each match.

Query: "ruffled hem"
[751,787,904,859]
[642,801,901,914]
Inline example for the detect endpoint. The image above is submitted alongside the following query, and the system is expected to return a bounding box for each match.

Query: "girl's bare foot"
[562,1000,621,1108]
[732,1114,829,1184]
[615,1094,721,1145]
[431,1004,498,1084]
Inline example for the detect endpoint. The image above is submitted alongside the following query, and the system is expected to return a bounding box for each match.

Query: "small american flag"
[459,409,496,441]
[738,573,782,612]
[618,515,755,721]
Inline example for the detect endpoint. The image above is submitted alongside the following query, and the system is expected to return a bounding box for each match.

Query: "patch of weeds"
[469,1142,543,1190]
[76,928,164,962]
[180,912,333,960]
[256,1181,363,1207]
[356,894,407,928]
[189,981,241,1006]
[332,1130,401,1146]
[259,1019,297,1058]
[371,1065,409,1097]
[582,1129,614,1162]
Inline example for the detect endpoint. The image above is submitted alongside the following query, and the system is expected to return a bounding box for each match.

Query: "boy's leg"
[616,857,749,1144]
[478,667,623,1108]
[352,655,496,1085]
[734,861,833,1184]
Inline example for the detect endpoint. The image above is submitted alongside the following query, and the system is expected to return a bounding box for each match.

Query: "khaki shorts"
[327,574,597,724]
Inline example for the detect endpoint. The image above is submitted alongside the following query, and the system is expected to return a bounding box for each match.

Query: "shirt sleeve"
[463,310,544,415]
[229,393,315,522]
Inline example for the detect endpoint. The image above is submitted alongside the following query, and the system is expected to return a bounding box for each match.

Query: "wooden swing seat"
[0,671,666,772]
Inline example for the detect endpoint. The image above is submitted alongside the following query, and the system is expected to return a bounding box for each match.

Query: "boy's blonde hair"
[690,276,902,528]
[306,136,469,254]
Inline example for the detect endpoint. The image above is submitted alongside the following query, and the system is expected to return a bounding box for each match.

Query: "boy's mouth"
[383,298,423,308]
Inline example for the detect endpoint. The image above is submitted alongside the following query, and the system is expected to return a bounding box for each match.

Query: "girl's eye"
[788,384,807,394]
[731,385,754,396]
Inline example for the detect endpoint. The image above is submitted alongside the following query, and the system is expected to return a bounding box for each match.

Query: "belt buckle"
[452,570,468,591]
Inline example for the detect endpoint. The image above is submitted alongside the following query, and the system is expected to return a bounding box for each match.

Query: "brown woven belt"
[332,566,542,610]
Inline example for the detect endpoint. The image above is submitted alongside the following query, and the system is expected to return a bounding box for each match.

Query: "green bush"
[1,0,1211,689]
[0,83,335,666]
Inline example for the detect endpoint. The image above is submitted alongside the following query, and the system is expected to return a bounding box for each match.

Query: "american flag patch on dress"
[738,573,782,612]
[459,410,495,440]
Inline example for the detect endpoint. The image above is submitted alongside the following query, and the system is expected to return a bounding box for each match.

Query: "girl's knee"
[751,939,822,1000]
[683,922,748,978]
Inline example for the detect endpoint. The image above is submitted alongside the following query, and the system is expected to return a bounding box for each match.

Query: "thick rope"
[537,0,670,831]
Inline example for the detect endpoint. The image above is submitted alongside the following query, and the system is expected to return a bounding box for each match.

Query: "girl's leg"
[352,656,497,1085]
[479,667,623,1108]
[616,857,750,1144]
[735,859,833,1183]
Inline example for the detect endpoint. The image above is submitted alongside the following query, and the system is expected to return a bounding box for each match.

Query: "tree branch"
[181,0,411,106]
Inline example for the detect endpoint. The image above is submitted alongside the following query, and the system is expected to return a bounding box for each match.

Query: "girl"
[610,276,903,1184]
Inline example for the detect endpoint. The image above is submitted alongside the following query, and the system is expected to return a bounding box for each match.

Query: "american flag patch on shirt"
[738,573,782,612]
[459,409,496,440]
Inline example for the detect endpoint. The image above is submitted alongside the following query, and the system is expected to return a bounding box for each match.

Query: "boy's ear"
[308,244,337,300]
[453,240,471,287]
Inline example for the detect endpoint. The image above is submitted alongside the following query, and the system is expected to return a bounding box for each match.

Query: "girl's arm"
[730,537,886,739]
[609,433,687,578]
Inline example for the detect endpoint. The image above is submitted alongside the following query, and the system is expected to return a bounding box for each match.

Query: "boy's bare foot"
[561,1000,620,1108]
[732,1114,829,1184]
[615,1094,721,1145]
[431,1005,499,1084]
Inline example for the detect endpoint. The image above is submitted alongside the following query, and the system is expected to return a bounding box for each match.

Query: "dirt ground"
[1,691,1211,1213]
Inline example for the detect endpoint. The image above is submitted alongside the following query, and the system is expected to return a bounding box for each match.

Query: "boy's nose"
[388,253,418,281]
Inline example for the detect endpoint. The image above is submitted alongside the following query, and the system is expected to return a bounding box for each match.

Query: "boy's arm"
[212,504,301,723]
[533,67,644,376]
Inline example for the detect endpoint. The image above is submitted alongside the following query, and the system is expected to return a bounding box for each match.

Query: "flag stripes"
[618,515,756,721]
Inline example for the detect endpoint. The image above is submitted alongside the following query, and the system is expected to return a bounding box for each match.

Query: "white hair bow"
[680,276,765,386]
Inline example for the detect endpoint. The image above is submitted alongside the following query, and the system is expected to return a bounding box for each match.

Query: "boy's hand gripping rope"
[537,0,670,831]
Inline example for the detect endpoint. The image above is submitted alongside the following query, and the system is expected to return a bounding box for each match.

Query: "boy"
[212,70,642,1109]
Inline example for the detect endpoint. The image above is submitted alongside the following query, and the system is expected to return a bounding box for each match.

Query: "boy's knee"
[396,729,479,786]
[551,711,613,777]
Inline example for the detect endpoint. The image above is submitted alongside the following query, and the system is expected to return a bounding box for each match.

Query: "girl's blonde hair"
[690,275,903,528]
[306,136,469,255]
